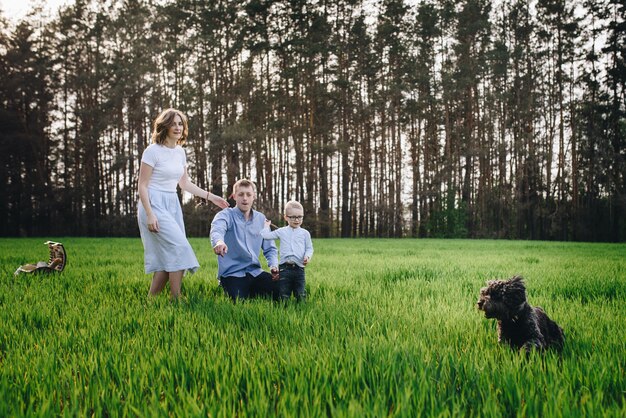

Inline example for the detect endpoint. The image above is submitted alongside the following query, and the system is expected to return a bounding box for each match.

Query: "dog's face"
[477,276,527,319]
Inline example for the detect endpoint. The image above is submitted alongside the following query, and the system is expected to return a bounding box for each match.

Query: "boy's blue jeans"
[278,263,306,301]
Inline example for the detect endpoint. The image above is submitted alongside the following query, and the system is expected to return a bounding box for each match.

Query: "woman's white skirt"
[137,189,199,275]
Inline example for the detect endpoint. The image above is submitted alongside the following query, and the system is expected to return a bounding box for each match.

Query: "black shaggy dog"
[477,276,564,352]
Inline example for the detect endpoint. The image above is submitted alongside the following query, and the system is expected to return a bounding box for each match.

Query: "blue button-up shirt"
[210,207,278,278]
[260,226,314,267]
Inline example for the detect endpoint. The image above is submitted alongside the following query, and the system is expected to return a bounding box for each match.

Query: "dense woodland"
[0,0,624,241]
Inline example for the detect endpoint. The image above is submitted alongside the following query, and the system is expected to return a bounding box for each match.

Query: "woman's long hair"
[151,108,188,145]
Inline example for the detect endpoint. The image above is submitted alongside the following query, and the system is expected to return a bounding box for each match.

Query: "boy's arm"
[304,231,313,260]
[260,221,280,240]
[304,230,314,260]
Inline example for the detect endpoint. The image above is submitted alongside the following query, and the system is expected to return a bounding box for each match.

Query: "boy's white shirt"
[260,225,314,267]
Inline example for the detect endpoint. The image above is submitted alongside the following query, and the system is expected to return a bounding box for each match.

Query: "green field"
[1,238,624,417]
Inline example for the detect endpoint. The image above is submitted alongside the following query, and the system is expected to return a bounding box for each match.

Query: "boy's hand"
[264,219,272,228]
[270,266,280,281]
[303,257,309,266]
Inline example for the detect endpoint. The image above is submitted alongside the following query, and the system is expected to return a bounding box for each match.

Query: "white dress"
[137,144,199,274]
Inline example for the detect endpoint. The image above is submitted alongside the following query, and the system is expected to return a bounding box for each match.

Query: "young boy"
[261,200,314,301]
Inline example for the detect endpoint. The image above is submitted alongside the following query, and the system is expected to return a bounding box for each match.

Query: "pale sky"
[0,0,71,22]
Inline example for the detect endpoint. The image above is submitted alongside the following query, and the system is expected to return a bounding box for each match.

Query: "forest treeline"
[0,0,624,241]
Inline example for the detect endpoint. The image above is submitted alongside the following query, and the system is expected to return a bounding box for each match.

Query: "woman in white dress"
[137,108,228,298]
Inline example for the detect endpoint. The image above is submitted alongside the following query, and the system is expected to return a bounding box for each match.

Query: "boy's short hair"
[284,200,304,214]
[233,179,257,195]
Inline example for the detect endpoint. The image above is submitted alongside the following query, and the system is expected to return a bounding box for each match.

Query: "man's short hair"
[284,200,304,214]
[233,179,257,195]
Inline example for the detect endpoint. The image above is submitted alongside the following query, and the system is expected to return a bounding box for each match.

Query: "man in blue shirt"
[210,179,279,301]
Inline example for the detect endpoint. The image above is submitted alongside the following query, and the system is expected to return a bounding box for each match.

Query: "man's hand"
[213,241,228,257]
[270,266,280,281]
[303,257,309,266]
[264,219,272,229]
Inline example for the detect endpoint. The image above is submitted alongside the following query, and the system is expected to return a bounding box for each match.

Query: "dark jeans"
[278,264,306,301]
[220,271,278,301]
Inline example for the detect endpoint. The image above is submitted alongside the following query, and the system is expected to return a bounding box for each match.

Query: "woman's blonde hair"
[151,108,188,145]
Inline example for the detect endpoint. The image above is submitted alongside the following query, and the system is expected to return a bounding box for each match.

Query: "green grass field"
[1,238,624,417]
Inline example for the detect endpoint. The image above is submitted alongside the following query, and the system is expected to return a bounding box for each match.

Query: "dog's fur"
[477,276,564,352]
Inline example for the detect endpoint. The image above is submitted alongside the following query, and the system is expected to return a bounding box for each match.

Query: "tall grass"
[1,238,624,416]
